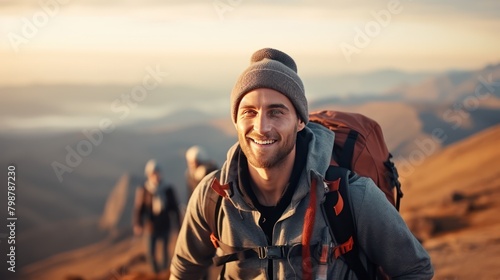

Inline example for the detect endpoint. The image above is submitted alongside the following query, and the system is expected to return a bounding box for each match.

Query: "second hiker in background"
[133,159,181,275]
[185,145,218,200]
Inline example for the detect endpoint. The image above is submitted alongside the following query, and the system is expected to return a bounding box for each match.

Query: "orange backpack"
[309,110,403,209]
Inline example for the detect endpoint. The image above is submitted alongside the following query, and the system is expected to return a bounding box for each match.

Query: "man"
[185,145,218,199]
[133,159,181,274]
[170,48,433,279]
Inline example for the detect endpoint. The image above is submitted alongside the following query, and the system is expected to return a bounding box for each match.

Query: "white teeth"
[253,139,275,145]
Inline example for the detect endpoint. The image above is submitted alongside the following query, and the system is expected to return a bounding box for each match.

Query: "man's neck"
[247,148,296,206]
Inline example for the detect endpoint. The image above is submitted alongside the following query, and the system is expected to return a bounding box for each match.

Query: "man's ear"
[297,119,306,131]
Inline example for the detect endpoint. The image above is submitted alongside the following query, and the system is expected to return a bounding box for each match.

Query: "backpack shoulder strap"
[337,130,359,170]
[204,170,223,244]
[323,165,373,280]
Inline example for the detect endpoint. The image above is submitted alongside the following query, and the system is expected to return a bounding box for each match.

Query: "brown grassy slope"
[21,230,178,280]
[401,124,500,279]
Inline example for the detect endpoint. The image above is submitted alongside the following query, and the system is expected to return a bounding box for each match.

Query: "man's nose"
[253,114,272,134]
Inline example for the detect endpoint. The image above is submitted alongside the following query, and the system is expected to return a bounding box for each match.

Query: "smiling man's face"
[235,88,305,169]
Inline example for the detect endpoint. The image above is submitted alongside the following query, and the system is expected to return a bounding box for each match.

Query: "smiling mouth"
[251,139,277,145]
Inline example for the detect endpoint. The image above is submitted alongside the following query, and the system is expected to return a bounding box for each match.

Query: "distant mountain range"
[388,63,500,102]
[0,62,499,279]
[310,63,500,106]
[305,68,435,98]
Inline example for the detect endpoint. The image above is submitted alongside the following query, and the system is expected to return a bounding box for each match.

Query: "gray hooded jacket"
[170,123,433,279]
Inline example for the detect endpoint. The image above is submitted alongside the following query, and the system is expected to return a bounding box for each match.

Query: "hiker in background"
[185,145,218,199]
[170,48,433,279]
[133,159,181,275]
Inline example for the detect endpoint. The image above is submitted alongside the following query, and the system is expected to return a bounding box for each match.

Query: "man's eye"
[241,110,256,116]
[270,109,283,116]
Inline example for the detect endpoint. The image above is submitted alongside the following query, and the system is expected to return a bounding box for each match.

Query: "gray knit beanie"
[230,48,308,124]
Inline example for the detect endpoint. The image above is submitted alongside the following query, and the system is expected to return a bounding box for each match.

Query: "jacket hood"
[218,122,334,212]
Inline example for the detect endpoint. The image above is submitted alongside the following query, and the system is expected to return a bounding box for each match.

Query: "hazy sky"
[1,0,499,88]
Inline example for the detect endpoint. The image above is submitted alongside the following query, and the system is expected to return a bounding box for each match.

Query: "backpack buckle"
[257,246,286,259]
[332,236,354,259]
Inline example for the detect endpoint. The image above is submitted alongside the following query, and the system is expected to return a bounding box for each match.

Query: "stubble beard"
[239,128,297,169]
